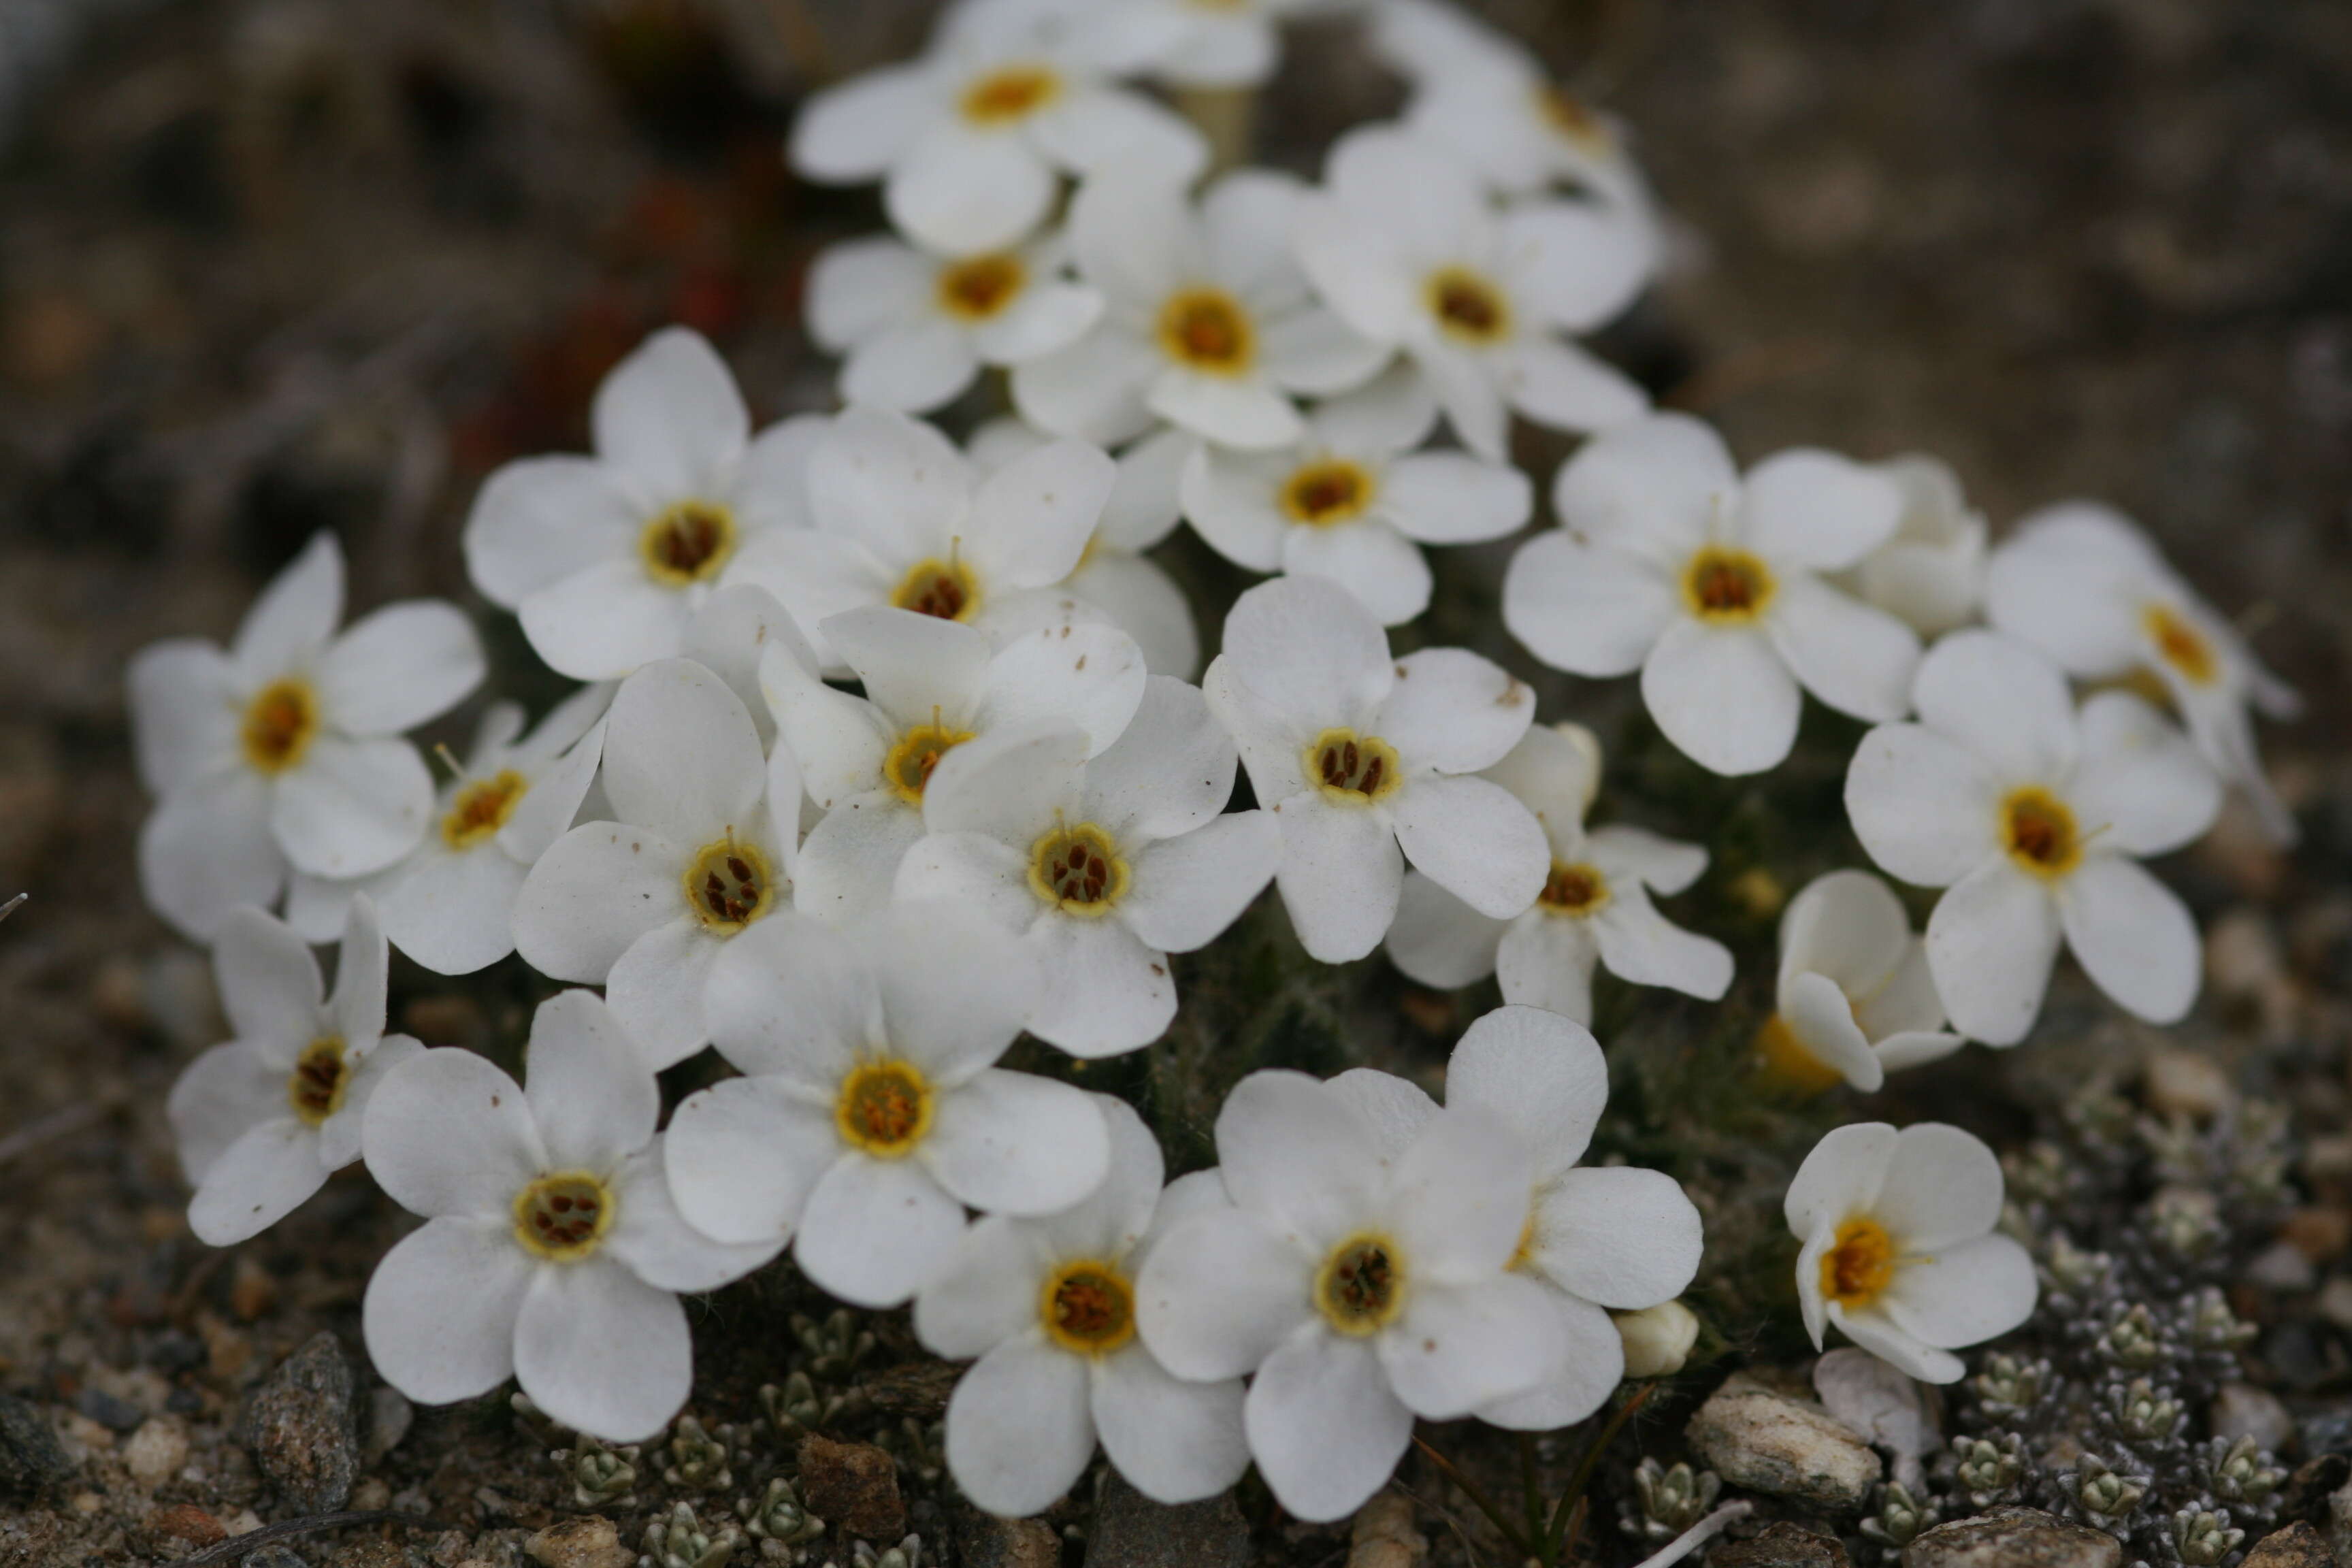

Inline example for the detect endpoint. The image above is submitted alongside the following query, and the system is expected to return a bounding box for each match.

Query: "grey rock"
[2240,1521,2334,1567]
[1089,1473,1249,1568]
[1686,1373,1881,1512]
[240,1332,362,1513]
[0,1391,75,1496]
[2212,1383,2295,1455]
[75,1386,142,1433]
[1708,1521,1851,1566]
[1901,1507,2123,1568]
[954,1509,1060,1568]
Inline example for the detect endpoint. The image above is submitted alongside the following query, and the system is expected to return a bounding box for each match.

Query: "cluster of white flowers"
[125,0,2299,1533]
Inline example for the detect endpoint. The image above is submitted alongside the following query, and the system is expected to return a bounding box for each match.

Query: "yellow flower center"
[936,252,1026,323]
[1753,1013,1845,1096]
[1279,459,1378,527]
[1535,86,1610,150]
[2001,787,2080,881]
[1682,546,1776,624]
[638,500,736,588]
[1156,287,1256,375]
[1039,1260,1137,1355]
[891,555,979,621]
[241,678,319,774]
[2142,602,2218,687]
[834,1060,934,1158]
[683,837,775,933]
[514,1172,615,1262]
[959,64,1061,126]
[1303,728,1403,805]
[442,769,529,851]
[1537,860,1610,917]
[1027,821,1129,917]
[1316,1234,1405,1335]
[882,720,976,806]
[1820,1215,1897,1309]
[1424,267,1513,346]
[285,1036,348,1128]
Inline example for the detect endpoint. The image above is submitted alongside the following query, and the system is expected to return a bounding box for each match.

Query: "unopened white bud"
[1615,1300,1699,1379]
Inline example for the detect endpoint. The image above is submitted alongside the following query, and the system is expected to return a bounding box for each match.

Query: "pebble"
[526,1515,634,1568]
[1710,1521,1850,1567]
[2211,1383,2296,1455]
[0,1391,76,1496]
[2316,1277,2352,1333]
[1900,1507,2122,1568]
[2249,1240,2317,1291]
[122,1416,189,1488]
[245,1548,312,1568]
[2241,1521,2335,1566]
[2144,1048,2233,1122]
[240,1331,363,1513]
[1349,1494,1426,1568]
[955,1509,1062,1568]
[350,1477,391,1512]
[76,1385,144,1433]
[1686,1372,1881,1512]
[144,1503,227,1552]
[2285,1207,2351,1262]
[1088,1472,1251,1568]
[795,1433,905,1541]
[364,1386,413,1466]
[327,1545,411,1568]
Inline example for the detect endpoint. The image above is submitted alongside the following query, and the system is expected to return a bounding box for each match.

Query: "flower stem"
[1518,1432,1546,1550]
[1411,1434,1531,1558]
[1538,1384,1656,1565]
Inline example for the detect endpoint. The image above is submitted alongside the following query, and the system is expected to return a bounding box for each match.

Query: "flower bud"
[1615,1300,1700,1379]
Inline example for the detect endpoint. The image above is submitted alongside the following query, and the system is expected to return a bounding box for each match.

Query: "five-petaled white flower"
[1385,722,1731,1023]
[130,531,485,941]
[1179,366,1531,625]
[898,678,1280,1056]
[1845,630,2221,1047]
[808,227,1103,414]
[1503,412,1921,776]
[1015,168,1387,452]
[789,0,1206,255]
[1786,1122,2036,1384]
[765,606,1147,921]
[1203,576,1546,963]
[1293,126,1651,463]
[361,991,779,1441]
[167,896,420,1245]
[1835,455,1986,639]
[662,903,1110,1309]
[1757,870,1963,1094]
[915,1096,1247,1516]
[1134,1069,1565,1522]
[1987,501,2302,845]
[512,659,800,1071]
[1328,1004,1703,1430]
[748,406,1118,671]
[462,329,826,683]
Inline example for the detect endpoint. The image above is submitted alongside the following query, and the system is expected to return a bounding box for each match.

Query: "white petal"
[1012,328,1161,447]
[1135,1205,1313,1381]
[796,1154,968,1307]
[363,1045,545,1219]
[1844,723,1999,888]
[1118,811,1279,954]
[1149,368,1303,451]
[1292,198,1420,344]
[1028,917,1176,1057]
[1529,1166,1703,1309]
[2059,854,2202,1025]
[1378,1273,1563,1419]
[1417,343,1512,461]
[1502,334,1648,434]
[1502,532,1676,677]
[1081,674,1235,842]
[664,1075,839,1245]
[1218,574,1394,735]
[1587,823,1708,895]
[764,657,892,811]
[1272,796,1404,964]
[2069,692,2221,856]
[978,621,1149,754]
[1879,1233,2036,1350]
[1925,862,2061,1047]
[964,436,1118,590]
[700,912,879,1083]
[1482,722,1603,836]
[1445,1004,1607,1177]
[1590,883,1733,999]
[1911,630,2078,787]
[1641,623,1800,777]
[728,414,830,536]
[790,63,938,181]
[1324,126,1488,267]
[328,894,388,1050]
[1494,913,1599,1022]
[1257,309,1390,398]
[926,1068,1110,1213]
[1784,1123,1897,1237]
[1092,1348,1250,1505]
[213,904,323,1057]
[1309,362,1442,455]
[1377,453,1532,544]
[233,533,343,684]
[376,838,527,976]
[806,405,975,567]
[1391,774,1548,920]
[1738,449,1903,571]
[139,769,287,941]
[1375,648,1534,775]
[604,918,725,1072]
[1872,1122,2005,1250]
[887,125,1056,255]
[1780,869,1913,999]
[915,1215,1054,1360]
[1245,1329,1414,1524]
[1098,425,1192,551]
[522,990,659,1170]
[1830,1302,1965,1384]
[187,1119,327,1245]
[1026,86,1208,189]
[601,659,768,850]
[462,457,640,610]
[872,901,1046,1082]
[1765,574,1921,723]
[604,1142,783,1292]
[1780,969,1884,1092]
[805,235,932,351]
[1218,1068,1385,1250]
[1386,1104,1534,1281]
[1179,444,1289,572]
[1036,1094,1166,1262]
[128,639,240,796]
[511,822,687,983]
[169,1043,287,1185]
[946,1333,1097,1516]
[681,585,809,752]
[1202,657,1309,803]
[793,792,926,921]
[827,606,992,733]
[272,736,434,879]
[318,602,485,736]
[1384,874,1507,989]
[363,1218,533,1406]
[1474,1286,1622,1431]
[1497,200,1651,331]
[1286,509,1432,627]
[1198,166,1307,306]
[519,561,695,682]
[593,329,747,502]
[843,320,982,414]
[972,280,1107,364]
[1551,412,1735,566]
[514,1259,691,1442]
[1322,1071,1439,1164]
[1982,502,2149,678]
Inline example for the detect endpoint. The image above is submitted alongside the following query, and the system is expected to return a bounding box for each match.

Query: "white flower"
[1203,576,1546,963]
[1087,0,1341,89]
[789,0,1207,255]
[1179,365,1530,624]
[512,659,800,1071]
[166,897,421,1245]
[1614,1300,1699,1379]
[1503,412,1921,776]
[130,532,485,940]
[1326,1004,1705,1431]
[808,228,1102,413]
[1293,126,1651,462]
[968,417,1198,676]
[1757,870,1963,1094]
[898,678,1280,1056]
[1014,168,1388,452]
[1134,1069,1565,1522]
[361,991,779,1441]
[765,606,1147,922]
[747,406,1120,671]
[1845,630,2222,1047]
[662,902,1111,1309]
[1834,456,1986,639]
[1785,1122,2036,1384]
[1364,0,1544,88]
[461,329,826,682]
[915,1096,1247,1516]
[1986,501,2302,844]
[1386,723,1730,1024]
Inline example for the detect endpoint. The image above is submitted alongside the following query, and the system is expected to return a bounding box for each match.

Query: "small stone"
[329,1544,412,1568]
[2144,1048,2233,1121]
[1088,1472,1250,1568]
[76,1386,144,1433]
[1710,1521,1850,1567]
[246,1547,314,1568]
[350,1477,392,1512]
[796,1433,904,1541]
[231,1256,280,1320]
[2212,1383,2296,1454]
[956,1509,1061,1568]
[122,1416,189,1487]
[859,1360,964,1419]
[2241,1521,2334,1567]
[1350,1494,1426,1568]
[2308,1134,2352,1184]
[2317,1277,2352,1332]
[2249,1240,2318,1291]
[143,1503,227,1552]
[365,1386,414,1466]
[526,1514,634,1568]
[1901,1506,2123,1568]
[1686,1372,1881,1512]
[2287,1207,2352,1262]
[241,1331,363,1513]
[0,1392,76,1496]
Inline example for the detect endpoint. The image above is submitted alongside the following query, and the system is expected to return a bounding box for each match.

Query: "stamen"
[883,714,977,806]
[442,769,530,850]
[1027,821,1130,917]
[1303,728,1403,806]
[1999,787,2080,881]
[936,253,1026,322]
[285,1036,349,1127]
[1819,1215,1899,1309]
[1316,1234,1406,1335]
[1156,288,1256,375]
[1423,267,1512,346]
[638,501,737,587]
[834,1060,934,1158]
[2142,602,2219,687]
[513,1171,614,1262]
[241,679,319,774]
[890,551,979,621]
[1537,860,1610,916]
[1681,546,1775,623]
[681,834,775,933]
[959,65,1060,125]
[1278,459,1377,527]
[1038,1260,1137,1355]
